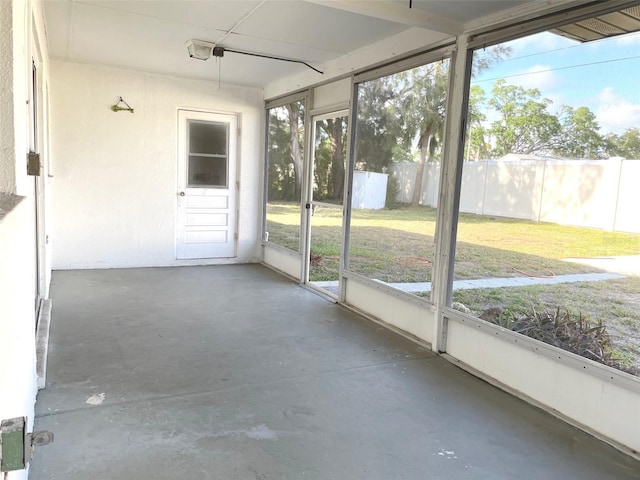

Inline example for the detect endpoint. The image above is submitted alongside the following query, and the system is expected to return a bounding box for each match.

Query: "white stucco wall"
[0,199,38,480]
[0,0,28,195]
[0,1,15,192]
[0,0,51,478]
[50,61,264,269]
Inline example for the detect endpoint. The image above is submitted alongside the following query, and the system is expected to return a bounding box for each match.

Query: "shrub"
[385,174,401,209]
[483,306,637,375]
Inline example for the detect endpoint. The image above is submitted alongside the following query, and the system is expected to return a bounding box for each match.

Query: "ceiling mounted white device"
[186,39,215,61]
[185,39,323,74]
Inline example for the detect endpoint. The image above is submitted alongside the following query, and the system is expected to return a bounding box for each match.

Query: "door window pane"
[188,120,228,187]
[188,156,226,187]
[189,121,227,155]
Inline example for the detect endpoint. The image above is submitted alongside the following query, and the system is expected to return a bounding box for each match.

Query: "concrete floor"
[30,265,640,479]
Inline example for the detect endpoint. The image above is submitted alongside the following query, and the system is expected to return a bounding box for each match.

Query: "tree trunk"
[329,118,345,202]
[286,104,303,198]
[412,127,434,206]
[412,151,427,206]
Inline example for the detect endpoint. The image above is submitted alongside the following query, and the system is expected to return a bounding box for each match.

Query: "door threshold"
[302,283,338,303]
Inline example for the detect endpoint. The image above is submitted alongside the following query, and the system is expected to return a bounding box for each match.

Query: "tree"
[313,117,347,202]
[286,102,304,198]
[393,61,450,205]
[354,76,398,173]
[267,110,294,200]
[606,127,640,159]
[266,101,306,201]
[327,117,347,201]
[393,47,511,204]
[488,79,561,157]
[472,45,513,77]
[465,85,490,160]
[353,46,511,206]
[554,106,607,159]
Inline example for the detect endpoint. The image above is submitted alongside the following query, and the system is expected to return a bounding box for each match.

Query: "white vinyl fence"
[352,171,388,210]
[390,157,640,233]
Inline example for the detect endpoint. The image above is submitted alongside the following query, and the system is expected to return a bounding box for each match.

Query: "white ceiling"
[43,0,533,89]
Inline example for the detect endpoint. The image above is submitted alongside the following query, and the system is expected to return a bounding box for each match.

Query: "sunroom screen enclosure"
[262,1,640,458]
[453,24,640,375]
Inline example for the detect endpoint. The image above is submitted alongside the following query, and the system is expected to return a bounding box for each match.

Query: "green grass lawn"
[267,202,640,281]
[266,202,640,373]
[451,277,640,372]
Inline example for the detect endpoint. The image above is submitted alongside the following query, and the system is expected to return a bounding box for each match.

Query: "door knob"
[179,191,185,196]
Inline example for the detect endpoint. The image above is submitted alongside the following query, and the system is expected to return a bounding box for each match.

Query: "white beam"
[303,0,463,35]
[431,34,471,352]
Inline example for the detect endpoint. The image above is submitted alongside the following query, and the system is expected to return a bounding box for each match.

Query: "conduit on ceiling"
[186,39,324,75]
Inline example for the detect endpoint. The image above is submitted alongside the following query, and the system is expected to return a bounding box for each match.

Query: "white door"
[177,110,237,259]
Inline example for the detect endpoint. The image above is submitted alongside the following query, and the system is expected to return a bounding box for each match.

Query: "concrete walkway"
[564,255,640,277]
[313,272,624,295]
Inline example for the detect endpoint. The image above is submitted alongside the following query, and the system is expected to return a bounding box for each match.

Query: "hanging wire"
[217,57,221,90]
[222,47,323,74]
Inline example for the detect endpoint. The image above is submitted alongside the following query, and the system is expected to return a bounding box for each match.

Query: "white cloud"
[502,65,566,110]
[613,31,640,46]
[510,64,561,92]
[593,87,640,134]
[505,32,576,57]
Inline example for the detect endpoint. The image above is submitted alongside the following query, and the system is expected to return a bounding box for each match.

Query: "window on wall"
[453,12,640,376]
[347,58,450,295]
[264,98,306,252]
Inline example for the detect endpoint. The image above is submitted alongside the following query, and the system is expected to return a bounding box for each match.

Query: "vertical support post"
[261,103,271,257]
[338,81,359,304]
[300,89,314,284]
[431,35,472,353]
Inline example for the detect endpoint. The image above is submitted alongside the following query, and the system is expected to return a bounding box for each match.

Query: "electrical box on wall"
[27,151,41,176]
[0,417,26,471]
[0,417,54,472]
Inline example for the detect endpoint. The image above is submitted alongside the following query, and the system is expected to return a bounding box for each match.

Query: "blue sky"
[472,30,640,135]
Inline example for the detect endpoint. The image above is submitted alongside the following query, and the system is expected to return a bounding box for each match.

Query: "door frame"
[30,23,49,315]
[303,108,350,297]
